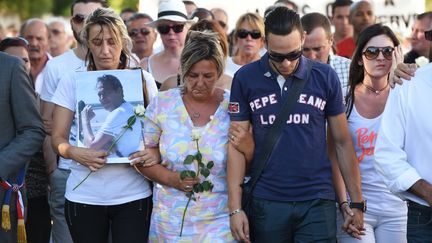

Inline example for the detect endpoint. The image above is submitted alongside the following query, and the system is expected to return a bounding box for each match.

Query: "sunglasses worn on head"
[363,46,394,60]
[72,14,86,24]
[129,28,151,37]
[268,49,303,63]
[157,24,184,34]
[236,29,262,39]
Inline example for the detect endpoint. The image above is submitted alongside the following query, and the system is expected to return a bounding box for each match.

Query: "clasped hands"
[340,202,366,239]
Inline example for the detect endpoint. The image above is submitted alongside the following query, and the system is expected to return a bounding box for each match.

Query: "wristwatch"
[349,200,367,212]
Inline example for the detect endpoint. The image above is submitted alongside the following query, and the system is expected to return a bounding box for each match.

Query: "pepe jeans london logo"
[355,127,378,162]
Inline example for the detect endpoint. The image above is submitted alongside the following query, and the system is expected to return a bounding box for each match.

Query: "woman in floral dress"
[132,31,235,242]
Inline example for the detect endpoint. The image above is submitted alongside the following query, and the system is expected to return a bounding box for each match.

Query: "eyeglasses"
[363,46,394,60]
[425,29,432,41]
[72,14,86,24]
[217,20,226,29]
[156,24,184,34]
[236,29,262,39]
[128,28,151,37]
[268,49,303,63]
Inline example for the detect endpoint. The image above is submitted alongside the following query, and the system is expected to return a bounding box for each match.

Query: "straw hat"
[147,0,190,27]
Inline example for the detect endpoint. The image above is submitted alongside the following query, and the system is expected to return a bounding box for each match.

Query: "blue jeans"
[407,200,432,243]
[249,198,336,243]
[49,168,73,243]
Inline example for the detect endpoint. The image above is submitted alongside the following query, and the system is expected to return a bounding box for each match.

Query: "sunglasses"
[156,24,184,34]
[72,14,86,24]
[268,49,303,63]
[363,46,394,60]
[128,28,151,38]
[425,29,432,41]
[236,29,262,39]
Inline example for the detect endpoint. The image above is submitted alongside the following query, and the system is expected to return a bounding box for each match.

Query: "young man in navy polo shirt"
[227,7,365,242]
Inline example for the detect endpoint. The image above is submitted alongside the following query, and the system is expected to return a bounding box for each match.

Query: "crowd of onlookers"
[1,0,432,242]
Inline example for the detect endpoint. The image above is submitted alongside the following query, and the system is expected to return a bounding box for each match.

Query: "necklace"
[362,82,389,95]
[192,111,200,119]
[183,96,203,120]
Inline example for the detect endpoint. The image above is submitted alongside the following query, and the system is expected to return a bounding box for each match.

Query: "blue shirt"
[229,54,344,202]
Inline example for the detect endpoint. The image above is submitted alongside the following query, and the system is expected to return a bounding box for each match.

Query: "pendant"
[192,112,200,118]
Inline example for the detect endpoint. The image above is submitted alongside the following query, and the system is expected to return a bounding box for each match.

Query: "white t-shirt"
[41,49,85,102]
[348,105,407,216]
[99,102,141,158]
[225,57,242,78]
[34,52,52,95]
[41,49,86,170]
[52,67,157,205]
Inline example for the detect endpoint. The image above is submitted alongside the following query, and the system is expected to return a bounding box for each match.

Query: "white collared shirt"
[374,63,432,207]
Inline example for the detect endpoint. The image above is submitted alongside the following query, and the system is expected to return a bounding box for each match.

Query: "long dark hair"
[346,23,399,117]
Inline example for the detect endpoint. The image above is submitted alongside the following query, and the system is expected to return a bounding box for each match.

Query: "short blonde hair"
[234,12,264,44]
[80,7,135,70]
[181,30,225,83]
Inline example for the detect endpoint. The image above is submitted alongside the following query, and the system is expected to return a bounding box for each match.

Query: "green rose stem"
[179,139,200,237]
[179,192,192,237]
[73,115,138,190]
[178,135,214,236]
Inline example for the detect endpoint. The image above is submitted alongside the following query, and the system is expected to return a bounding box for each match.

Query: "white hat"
[147,0,189,27]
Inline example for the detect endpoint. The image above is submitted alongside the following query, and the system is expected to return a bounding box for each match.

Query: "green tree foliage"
[0,0,52,19]
[0,0,140,19]
[52,0,73,17]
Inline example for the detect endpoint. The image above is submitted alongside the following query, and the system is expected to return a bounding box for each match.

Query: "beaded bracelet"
[229,208,242,217]
[339,201,349,210]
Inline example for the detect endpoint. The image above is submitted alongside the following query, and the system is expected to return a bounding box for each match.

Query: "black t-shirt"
[404,50,421,64]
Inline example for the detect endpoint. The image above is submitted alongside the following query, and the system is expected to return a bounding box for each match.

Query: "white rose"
[134,104,146,117]
[191,129,201,141]
[415,56,429,68]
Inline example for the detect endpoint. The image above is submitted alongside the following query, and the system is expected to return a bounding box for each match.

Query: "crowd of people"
[1,0,432,242]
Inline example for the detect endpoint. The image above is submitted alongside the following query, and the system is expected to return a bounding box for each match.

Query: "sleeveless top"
[348,105,406,216]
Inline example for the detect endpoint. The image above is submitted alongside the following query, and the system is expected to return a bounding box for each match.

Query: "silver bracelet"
[229,208,242,217]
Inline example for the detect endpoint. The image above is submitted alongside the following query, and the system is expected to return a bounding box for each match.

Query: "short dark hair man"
[404,12,432,63]
[336,0,375,58]
[331,0,353,45]
[228,6,364,242]
[301,12,351,95]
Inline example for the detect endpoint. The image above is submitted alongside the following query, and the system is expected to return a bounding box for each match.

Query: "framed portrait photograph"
[76,69,145,163]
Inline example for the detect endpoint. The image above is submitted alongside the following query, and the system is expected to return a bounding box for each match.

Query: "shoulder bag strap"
[245,59,314,195]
